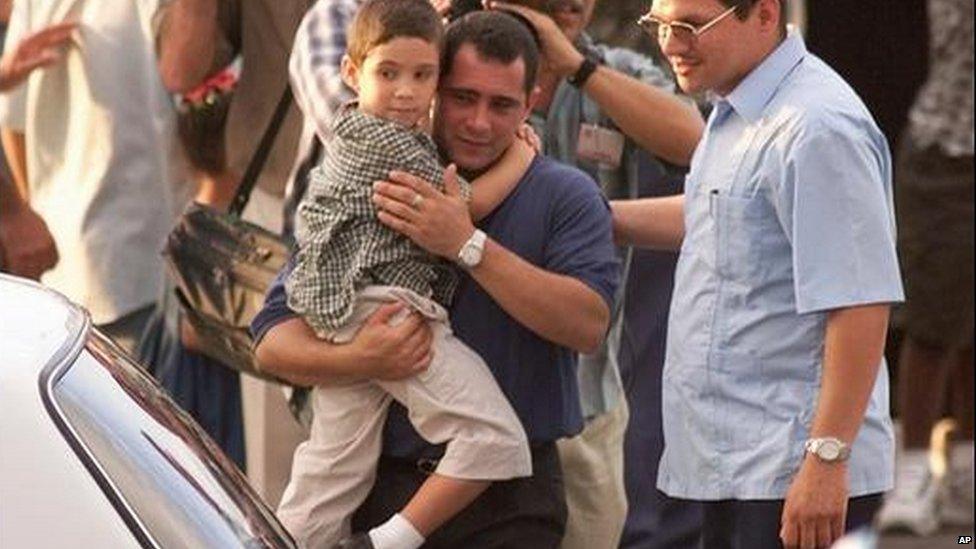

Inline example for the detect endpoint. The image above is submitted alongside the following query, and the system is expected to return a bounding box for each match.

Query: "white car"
[0,274,295,548]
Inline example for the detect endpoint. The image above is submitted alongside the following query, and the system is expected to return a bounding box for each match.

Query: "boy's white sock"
[367,513,425,549]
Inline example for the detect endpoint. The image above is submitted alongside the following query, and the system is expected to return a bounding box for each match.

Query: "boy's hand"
[0,22,77,91]
[516,123,542,153]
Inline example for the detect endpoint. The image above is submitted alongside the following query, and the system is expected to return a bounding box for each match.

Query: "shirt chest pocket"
[711,192,777,283]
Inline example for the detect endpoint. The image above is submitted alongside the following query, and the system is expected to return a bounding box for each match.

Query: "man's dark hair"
[347,0,443,65]
[441,11,540,97]
[719,0,788,35]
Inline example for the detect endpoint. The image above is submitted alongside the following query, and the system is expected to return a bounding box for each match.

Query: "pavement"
[881,528,973,548]
[878,421,974,548]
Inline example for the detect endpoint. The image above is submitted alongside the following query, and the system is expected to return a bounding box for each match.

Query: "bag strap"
[228,87,294,218]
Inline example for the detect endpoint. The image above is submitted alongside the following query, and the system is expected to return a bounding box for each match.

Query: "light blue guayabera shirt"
[657,31,904,500]
[529,35,676,419]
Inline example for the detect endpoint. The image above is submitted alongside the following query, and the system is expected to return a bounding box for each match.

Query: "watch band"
[804,437,852,462]
[568,57,599,88]
[457,229,487,268]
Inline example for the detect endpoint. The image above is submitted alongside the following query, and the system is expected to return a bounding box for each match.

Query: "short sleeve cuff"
[795,288,905,315]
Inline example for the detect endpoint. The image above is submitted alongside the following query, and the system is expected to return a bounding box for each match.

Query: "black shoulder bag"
[162,89,294,382]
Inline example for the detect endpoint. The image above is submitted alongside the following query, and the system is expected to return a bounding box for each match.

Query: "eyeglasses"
[637,5,739,45]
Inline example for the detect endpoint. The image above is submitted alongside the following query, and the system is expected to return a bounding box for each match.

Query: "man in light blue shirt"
[613,0,904,547]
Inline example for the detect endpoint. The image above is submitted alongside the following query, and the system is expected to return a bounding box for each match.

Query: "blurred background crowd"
[0,0,970,547]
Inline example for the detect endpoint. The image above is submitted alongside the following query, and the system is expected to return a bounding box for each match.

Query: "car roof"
[0,274,88,378]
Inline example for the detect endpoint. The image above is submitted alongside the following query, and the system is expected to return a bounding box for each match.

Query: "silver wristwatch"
[457,229,487,269]
[804,437,851,463]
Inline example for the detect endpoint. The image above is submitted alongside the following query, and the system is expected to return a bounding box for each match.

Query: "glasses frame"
[637,5,739,44]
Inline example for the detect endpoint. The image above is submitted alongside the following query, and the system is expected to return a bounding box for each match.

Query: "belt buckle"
[416,458,439,475]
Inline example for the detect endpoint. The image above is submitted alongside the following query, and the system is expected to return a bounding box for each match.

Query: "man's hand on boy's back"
[373,165,476,261]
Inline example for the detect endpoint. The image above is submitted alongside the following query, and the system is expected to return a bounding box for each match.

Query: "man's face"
[433,44,534,174]
[650,0,759,96]
[548,0,595,42]
[511,0,596,42]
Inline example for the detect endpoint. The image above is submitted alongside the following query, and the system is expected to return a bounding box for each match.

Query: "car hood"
[0,274,87,378]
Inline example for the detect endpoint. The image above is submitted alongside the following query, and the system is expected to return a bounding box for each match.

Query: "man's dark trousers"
[352,443,567,548]
[700,495,883,548]
[620,156,703,549]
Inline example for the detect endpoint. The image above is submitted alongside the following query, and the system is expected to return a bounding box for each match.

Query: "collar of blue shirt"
[722,29,807,123]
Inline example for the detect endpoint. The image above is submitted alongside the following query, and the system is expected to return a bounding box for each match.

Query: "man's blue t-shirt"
[251,155,619,458]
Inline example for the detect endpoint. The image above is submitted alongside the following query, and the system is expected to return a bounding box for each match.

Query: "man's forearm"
[610,195,685,250]
[809,304,891,444]
[156,0,219,92]
[582,66,704,167]
[1,129,28,200]
[469,238,610,354]
[253,318,361,387]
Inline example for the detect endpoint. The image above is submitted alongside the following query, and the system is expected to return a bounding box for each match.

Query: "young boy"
[281,1,536,548]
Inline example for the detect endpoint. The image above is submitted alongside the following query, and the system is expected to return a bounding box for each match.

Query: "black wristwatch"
[568,55,600,88]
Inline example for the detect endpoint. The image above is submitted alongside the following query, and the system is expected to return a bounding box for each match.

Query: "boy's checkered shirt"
[286,103,472,335]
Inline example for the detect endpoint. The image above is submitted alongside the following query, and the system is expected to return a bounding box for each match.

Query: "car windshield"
[45,331,294,549]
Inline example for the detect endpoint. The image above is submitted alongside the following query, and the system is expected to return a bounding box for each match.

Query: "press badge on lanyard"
[577,123,625,169]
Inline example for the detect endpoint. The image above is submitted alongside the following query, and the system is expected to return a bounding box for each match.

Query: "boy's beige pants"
[277,286,531,548]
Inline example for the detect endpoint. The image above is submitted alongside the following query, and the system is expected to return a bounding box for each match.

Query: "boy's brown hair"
[347,0,444,65]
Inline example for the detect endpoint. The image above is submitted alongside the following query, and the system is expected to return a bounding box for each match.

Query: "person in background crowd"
[0,1,185,355]
[613,0,903,546]
[156,0,310,231]
[153,0,314,506]
[484,1,704,547]
[876,0,974,536]
[255,11,619,548]
[0,21,75,279]
[804,0,928,150]
[136,64,249,470]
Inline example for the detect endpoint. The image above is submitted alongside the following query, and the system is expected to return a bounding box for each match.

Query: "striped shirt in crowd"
[289,0,361,143]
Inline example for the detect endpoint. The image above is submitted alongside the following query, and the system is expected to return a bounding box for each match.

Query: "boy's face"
[343,37,440,128]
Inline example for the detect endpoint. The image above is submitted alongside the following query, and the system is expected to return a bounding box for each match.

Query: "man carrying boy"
[253,10,618,548]
[280,1,539,547]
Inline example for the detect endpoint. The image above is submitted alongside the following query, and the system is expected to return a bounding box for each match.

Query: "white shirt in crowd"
[0,0,186,324]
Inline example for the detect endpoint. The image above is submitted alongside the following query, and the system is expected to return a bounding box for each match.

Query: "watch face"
[819,440,841,461]
[460,246,479,267]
